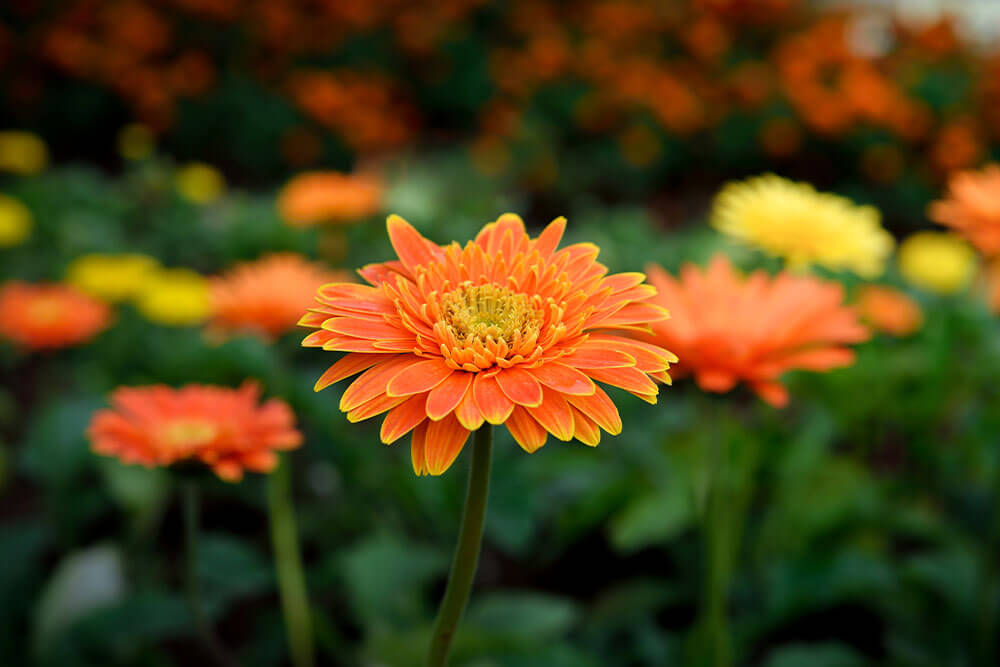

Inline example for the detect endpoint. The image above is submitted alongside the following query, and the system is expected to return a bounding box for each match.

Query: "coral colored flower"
[712,174,894,278]
[0,282,111,349]
[898,232,976,295]
[210,253,350,338]
[88,382,303,482]
[176,163,225,204]
[277,171,382,227]
[300,214,675,476]
[0,131,48,175]
[66,253,161,303]
[855,285,923,337]
[0,194,32,247]
[135,268,211,326]
[639,255,869,408]
[929,164,1000,256]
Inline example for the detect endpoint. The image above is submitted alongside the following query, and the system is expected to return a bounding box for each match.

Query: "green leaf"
[610,481,694,552]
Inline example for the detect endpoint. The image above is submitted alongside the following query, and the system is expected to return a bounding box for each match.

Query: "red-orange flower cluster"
[0,282,111,350]
[210,253,349,339]
[640,255,869,407]
[88,382,302,482]
[300,214,676,475]
[929,164,1000,256]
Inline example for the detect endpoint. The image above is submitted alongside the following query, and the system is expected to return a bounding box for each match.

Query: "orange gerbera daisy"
[88,382,303,482]
[277,171,382,227]
[0,281,111,350]
[300,214,675,475]
[210,253,350,339]
[929,164,1000,256]
[639,255,869,408]
[855,285,923,337]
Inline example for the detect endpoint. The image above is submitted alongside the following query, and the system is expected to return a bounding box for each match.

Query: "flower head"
[712,174,894,277]
[639,255,869,407]
[301,214,675,475]
[176,163,225,205]
[210,253,350,338]
[0,282,111,349]
[66,253,161,303]
[88,382,302,482]
[929,164,1000,256]
[135,268,211,326]
[278,171,382,227]
[855,285,923,337]
[898,232,976,295]
[0,194,32,247]
[0,131,48,175]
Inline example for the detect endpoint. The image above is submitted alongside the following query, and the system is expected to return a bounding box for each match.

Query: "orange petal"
[455,387,485,430]
[425,371,474,420]
[473,373,514,425]
[506,406,548,453]
[381,395,428,444]
[559,348,636,369]
[571,406,601,446]
[494,367,543,407]
[385,358,454,397]
[347,393,409,422]
[533,216,566,259]
[529,362,596,396]
[340,356,413,411]
[752,381,789,408]
[322,317,410,340]
[212,460,243,483]
[526,387,575,441]
[587,366,658,400]
[424,414,471,475]
[566,386,622,435]
[411,421,429,476]
[315,353,385,392]
[387,215,439,272]
[695,369,738,394]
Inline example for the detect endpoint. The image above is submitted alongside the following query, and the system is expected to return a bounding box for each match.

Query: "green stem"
[701,421,733,667]
[182,482,240,667]
[268,455,315,667]
[426,425,494,667]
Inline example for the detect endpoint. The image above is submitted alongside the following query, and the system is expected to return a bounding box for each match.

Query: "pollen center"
[434,283,545,371]
[159,419,219,450]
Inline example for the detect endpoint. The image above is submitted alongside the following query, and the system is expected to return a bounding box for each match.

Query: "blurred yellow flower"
[117,124,155,161]
[66,253,161,303]
[712,174,894,277]
[898,232,976,295]
[135,268,211,326]
[0,194,32,247]
[0,131,48,175]
[176,163,225,204]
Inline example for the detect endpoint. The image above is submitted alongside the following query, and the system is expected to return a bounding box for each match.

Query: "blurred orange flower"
[89,382,302,482]
[210,253,350,339]
[277,171,382,227]
[0,282,111,350]
[855,285,923,337]
[640,255,869,407]
[300,214,675,475]
[929,164,1000,256]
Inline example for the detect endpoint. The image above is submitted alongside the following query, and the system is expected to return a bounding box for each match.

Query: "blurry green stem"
[268,455,315,667]
[426,425,493,667]
[700,422,734,667]
[182,482,240,667]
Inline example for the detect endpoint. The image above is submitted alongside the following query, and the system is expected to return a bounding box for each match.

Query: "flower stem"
[426,425,493,667]
[267,455,315,667]
[182,481,240,667]
[701,422,733,667]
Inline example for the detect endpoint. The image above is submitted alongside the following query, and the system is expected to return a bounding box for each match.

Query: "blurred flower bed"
[2,1,1000,667]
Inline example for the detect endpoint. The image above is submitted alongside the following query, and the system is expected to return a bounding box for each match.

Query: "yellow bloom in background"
[712,174,894,277]
[117,124,155,161]
[135,268,211,326]
[175,163,225,204]
[898,232,976,295]
[66,253,161,303]
[0,194,32,247]
[0,131,48,175]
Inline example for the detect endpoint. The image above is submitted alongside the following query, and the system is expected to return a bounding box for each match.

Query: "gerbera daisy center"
[440,283,541,344]
[159,419,219,450]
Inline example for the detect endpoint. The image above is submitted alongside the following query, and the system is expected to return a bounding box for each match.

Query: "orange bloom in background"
[0,282,111,350]
[930,164,1000,256]
[278,171,382,227]
[300,214,676,475]
[855,285,923,337]
[210,253,350,338]
[640,255,869,408]
[88,382,302,482]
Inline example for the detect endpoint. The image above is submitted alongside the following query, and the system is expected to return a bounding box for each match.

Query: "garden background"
[2,1,1000,665]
